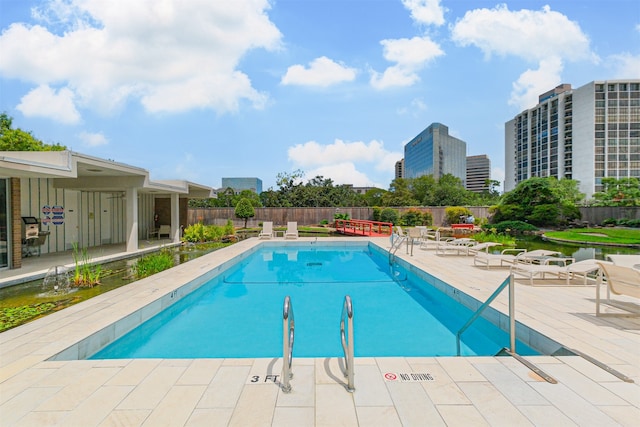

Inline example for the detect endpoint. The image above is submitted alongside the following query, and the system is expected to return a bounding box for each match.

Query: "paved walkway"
[1,237,639,426]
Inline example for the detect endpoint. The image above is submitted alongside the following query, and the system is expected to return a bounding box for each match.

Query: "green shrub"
[182,222,232,243]
[444,206,472,225]
[379,208,399,225]
[491,204,525,223]
[483,220,538,234]
[133,249,174,279]
[372,206,382,221]
[527,204,559,226]
[602,217,617,226]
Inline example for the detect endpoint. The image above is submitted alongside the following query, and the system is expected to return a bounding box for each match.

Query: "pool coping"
[1,237,639,426]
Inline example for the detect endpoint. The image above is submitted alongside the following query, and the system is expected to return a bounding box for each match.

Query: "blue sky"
[1,0,638,191]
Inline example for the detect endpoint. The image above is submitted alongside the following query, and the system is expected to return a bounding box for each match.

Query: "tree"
[234,198,255,228]
[0,113,66,151]
[493,177,582,226]
[592,177,640,206]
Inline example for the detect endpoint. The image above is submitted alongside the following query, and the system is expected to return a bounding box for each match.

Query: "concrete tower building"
[505,80,640,198]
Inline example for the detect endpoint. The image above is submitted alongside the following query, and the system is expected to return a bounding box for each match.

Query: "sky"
[1,0,639,192]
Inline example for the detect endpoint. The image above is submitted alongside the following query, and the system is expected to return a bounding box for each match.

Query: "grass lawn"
[544,228,640,246]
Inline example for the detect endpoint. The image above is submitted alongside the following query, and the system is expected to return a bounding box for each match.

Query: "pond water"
[0,243,230,331]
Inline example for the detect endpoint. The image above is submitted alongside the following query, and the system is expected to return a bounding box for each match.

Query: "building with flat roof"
[404,123,466,184]
[221,177,262,194]
[0,151,213,271]
[505,80,640,198]
[466,154,491,193]
[395,159,404,179]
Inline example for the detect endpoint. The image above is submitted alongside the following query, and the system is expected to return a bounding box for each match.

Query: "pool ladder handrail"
[456,274,557,384]
[340,295,355,392]
[388,234,407,264]
[282,296,295,393]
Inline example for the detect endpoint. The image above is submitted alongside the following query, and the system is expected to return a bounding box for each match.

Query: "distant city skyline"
[1,1,638,191]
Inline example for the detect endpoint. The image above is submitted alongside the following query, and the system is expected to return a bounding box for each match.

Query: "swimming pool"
[89,242,539,359]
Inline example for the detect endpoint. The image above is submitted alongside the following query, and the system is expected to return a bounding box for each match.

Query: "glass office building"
[404,123,467,184]
[221,177,263,194]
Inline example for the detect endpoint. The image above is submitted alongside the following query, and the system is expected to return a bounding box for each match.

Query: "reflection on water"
[513,235,639,261]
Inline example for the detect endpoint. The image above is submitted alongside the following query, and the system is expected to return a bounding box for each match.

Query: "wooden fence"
[188,206,491,228]
[188,206,638,229]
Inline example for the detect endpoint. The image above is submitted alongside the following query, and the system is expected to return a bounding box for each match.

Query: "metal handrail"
[389,234,407,264]
[340,295,355,392]
[282,296,295,393]
[456,274,515,356]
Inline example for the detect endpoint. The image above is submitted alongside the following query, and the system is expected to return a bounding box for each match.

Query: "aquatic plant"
[133,249,175,279]
[72,243,102,287]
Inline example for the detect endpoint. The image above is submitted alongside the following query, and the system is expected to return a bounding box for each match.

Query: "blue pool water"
[90,244,538,359]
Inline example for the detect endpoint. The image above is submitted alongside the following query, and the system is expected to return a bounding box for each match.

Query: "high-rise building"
[395,159,404,179]
[404,123,467,184]
[221,177,263,194]
[466,155,491,193]
[505,80,640,198]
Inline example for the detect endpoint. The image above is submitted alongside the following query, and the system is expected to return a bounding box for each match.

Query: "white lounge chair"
[284,221,299,239]
[259,221,274,239]
[596,262,640,316]
[510,262,566,286]
[474,248,527,269]
[158,225,171,238]
[564,259,612,285]
[435,238,476,255]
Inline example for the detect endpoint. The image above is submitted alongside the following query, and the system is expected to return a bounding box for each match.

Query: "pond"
[0,242,231,332]
[513,235,639,261]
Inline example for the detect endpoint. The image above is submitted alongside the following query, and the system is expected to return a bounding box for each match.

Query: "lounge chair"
[435,238,477,255]
[510,262,566,285]
[158,225,171,238]
[595,262,640,316]
[564,259,612,285]
[284,221,299,239]
[474,248,527,269]
[259,221,274,239]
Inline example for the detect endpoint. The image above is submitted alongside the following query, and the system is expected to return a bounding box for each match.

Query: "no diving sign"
[384,372,434,382]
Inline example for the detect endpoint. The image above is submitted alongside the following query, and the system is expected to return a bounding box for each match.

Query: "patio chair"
[510,262,566,286]
[474,248,527,269]
[595,262,640,316]
[435,238,477,255]
[158,225,171,238]
[564,259,612,285]
[284,221,299,239]
[259,221,274,239]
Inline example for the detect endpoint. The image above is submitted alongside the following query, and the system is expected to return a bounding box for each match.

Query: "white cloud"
[397,98,427,115]
[16,85,80,124]
[0,0,282,120]
[288,139,401,187]
[451,5,594,62]
[451,5,596,111]
[402,0,445,26]
[78,131,108,147]
[509,57,563,110]
[306,163,382,187]
[370,36,444,89]
[281,56,357,87]
[608,53,640,79]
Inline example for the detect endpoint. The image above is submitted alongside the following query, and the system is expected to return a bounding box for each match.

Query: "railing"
[334,219,393,236]
[456,275,514,356]
[340,295,355,392]
[456,274,557,384]
[388,234,407,264]
[282,296,295,393]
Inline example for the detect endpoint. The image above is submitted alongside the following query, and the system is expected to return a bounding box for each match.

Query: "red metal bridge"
[334,219,393,237]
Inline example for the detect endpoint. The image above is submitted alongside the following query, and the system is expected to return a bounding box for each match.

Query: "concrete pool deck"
[1,237,639,426]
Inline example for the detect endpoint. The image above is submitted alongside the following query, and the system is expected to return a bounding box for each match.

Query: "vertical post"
[509,273,516,353]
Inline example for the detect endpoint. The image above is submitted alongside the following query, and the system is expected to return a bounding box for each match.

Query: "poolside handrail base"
[500,348,558,384]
